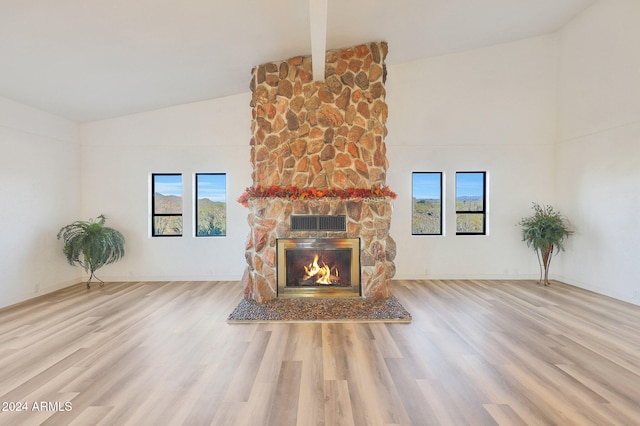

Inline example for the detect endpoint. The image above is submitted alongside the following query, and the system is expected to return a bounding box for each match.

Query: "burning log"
[303,254,340,285]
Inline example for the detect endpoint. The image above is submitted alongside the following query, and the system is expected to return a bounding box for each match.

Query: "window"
[412,172,443,235]
[152,173,183,236]
[195,173,227,237]
[456,171,486,235]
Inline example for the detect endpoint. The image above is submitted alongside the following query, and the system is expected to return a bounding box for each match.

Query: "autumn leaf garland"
[237,185,397,207]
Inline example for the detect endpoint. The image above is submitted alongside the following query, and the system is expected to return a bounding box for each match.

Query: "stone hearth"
[241,41,396,303]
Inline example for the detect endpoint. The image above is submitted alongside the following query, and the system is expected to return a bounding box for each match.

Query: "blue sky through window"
[412,173,441,200]
[456,172,484,199]
[197,174,226,202]
[154,174,182,196]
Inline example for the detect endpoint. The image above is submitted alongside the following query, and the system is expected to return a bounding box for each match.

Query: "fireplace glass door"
[277,238,361,297]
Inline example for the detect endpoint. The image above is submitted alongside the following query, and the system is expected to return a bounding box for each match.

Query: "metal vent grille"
[290,215,346,231]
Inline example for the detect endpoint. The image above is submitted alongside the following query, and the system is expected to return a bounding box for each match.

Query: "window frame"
[455,171,487,236]
[151,173,183,237]
[194,172,227,237]
[411,172,443,236]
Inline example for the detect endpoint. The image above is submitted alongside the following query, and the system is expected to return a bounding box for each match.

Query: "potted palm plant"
[57,214,125,288]
[518,203,572,286]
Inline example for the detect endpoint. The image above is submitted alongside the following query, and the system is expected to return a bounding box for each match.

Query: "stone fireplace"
[241,41,396,303]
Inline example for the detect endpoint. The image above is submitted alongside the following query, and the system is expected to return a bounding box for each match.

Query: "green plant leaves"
[518,203,572,253]
[57,215,125,279]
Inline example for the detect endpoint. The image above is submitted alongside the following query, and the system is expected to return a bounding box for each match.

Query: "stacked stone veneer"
[242,41,396,302]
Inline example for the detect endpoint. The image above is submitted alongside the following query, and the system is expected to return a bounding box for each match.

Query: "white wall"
[385,35,558,279]
[80,93,253,281]
[78,36,559,285]
[0,96,80,309]
[7,5,636,307]
[555,0,640,305]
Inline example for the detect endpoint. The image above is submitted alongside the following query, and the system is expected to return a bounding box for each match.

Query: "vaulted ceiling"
[0,0,596,122]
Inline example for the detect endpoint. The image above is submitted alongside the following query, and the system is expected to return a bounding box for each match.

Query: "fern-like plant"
[518,203,572,286]
[57,214,125,288]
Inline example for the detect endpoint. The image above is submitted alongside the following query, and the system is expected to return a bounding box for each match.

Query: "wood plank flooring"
[0,279,639,425]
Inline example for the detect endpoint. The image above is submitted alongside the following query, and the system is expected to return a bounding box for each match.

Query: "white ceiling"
[0,0,596,122]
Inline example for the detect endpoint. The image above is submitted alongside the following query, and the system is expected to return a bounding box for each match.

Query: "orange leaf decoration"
[238,185,396,207]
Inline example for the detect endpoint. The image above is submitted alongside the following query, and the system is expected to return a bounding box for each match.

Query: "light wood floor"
[0,280,639,426]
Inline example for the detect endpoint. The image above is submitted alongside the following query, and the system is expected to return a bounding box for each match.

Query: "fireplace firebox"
[276,238,361,298]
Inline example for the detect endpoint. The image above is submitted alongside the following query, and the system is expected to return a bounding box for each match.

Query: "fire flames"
[303,254,339,285]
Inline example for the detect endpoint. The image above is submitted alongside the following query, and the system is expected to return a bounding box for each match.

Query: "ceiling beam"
[309,0,328,81]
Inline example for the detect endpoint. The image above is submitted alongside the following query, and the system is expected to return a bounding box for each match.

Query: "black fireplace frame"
[276,238,361,298]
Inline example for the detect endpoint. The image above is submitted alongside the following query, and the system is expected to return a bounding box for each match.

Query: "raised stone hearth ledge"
[227,296,411,323]
[242,198,396,303]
